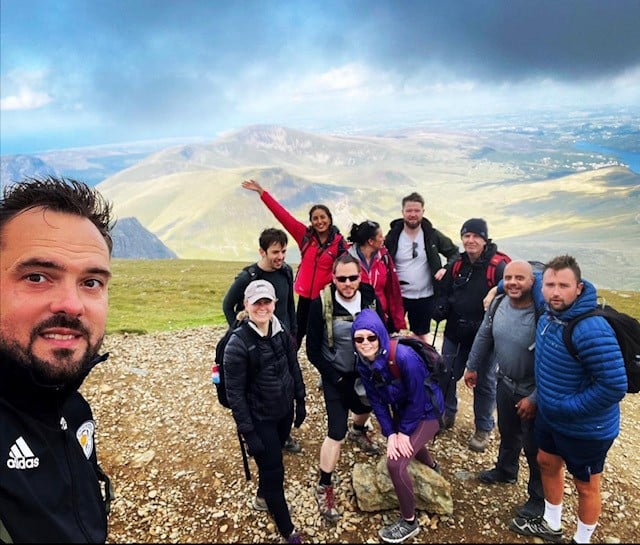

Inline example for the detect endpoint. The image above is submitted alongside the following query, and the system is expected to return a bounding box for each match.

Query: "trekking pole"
[431,320,440,348]
[237,431,252,481]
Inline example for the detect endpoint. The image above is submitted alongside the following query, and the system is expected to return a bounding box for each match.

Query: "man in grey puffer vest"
[306,254,384,523]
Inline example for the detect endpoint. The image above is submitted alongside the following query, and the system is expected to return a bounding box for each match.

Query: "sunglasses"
[354,334,378,344]
[412,241,418,258]
[335,274,360,283]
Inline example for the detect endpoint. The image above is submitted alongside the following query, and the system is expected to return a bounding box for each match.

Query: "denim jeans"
[440,336,496,432]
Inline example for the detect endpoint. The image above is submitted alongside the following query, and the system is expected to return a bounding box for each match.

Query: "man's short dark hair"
[402,192,425,208]
[544,254,582,283]
[333,252,361,273]
[259,227,288,251]
[0,176,115,254]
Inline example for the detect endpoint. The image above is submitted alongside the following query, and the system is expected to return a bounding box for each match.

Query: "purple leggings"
[386,419,440,520]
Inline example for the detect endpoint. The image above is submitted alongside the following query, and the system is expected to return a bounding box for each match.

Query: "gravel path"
[82,326,640,543]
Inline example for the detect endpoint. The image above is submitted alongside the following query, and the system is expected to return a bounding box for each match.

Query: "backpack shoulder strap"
[320,285,335,348]
[486,252,511,288]
[487,293,506,325]
[281,263,294,286]
[562,310,597,360]
[242,264,260,281]
[233,322,261,371]
[387,338,401,379]
[451,258,462,278]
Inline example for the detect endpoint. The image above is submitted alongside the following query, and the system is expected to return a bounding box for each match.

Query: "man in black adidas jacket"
[1,177,114,543]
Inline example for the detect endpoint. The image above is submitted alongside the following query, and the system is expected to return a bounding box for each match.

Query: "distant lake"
[575,142,640,174]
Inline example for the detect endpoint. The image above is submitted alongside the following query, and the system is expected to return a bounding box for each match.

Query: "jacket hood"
[351,308,391,355]
[553,278,598,321]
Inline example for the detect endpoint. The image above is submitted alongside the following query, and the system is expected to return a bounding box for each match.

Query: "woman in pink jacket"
[242,179,347,348]
[347,220,406,334]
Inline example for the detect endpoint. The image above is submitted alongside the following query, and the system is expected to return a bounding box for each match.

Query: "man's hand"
[241,179,264,195]
[243,431,266,457]
[434,267,447,282]
[515,397,536,420]
[464,369,477,389]
[483,286,498,311]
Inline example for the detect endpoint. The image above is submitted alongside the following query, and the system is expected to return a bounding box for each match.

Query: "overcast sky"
[1,0,639,154]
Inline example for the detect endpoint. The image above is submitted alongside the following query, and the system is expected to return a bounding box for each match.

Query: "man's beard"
[403,219,421,230]
[0,315,103,385]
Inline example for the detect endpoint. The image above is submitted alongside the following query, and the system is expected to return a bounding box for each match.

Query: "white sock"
[573,518,597,543]
[543,499,563,530]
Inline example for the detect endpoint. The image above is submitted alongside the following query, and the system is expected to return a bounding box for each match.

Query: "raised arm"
[242,179,265,195]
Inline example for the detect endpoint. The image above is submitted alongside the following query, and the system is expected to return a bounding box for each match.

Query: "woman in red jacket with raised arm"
[242,179,347,348]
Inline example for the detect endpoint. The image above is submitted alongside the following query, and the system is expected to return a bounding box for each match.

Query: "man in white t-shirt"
[385,192,459,342]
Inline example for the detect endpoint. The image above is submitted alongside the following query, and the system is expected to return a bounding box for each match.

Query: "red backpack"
[451,251,511,288]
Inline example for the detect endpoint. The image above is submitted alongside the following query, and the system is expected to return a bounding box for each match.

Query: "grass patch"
[107,259,248,334]
[107,258,640,334]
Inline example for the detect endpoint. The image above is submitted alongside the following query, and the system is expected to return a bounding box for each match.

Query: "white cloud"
[1,87,53,111]
[1,69,54,111]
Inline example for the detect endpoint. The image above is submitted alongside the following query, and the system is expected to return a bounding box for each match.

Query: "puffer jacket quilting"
[223,318,305,434]
[535,279,627,440]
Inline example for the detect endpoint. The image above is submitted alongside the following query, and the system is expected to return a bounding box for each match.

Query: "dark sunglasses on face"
[354,334,378,344]
[335,274,360,283]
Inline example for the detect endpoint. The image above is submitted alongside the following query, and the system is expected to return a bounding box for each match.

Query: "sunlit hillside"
[96,125,640,289]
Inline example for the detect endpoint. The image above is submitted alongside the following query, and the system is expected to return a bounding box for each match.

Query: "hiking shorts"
[534,415,614,482]
[322,373,372,441]
[402,296,435,335]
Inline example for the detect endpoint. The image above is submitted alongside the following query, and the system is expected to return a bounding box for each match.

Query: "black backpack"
[212,320,261,481]
[213,320,260,408]
[387,333,446,427]
[562,304,640,394]
[243,263,294,288]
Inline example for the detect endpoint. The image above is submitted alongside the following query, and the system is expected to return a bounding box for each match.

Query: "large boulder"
[352,457,453,515]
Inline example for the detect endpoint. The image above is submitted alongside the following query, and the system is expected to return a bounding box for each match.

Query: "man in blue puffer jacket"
[509,255,627,544]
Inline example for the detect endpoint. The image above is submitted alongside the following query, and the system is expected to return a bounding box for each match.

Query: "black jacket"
[224,318,305,434]
[222,263,297,335]
[434,241,509,347]
[0,350,110,543]
[385,217,460,295]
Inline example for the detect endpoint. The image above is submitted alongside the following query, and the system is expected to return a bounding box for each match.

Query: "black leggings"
[295,296,312,349]
[253,411,295,538]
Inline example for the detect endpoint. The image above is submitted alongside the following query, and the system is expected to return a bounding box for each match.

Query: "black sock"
[319,470,332,486]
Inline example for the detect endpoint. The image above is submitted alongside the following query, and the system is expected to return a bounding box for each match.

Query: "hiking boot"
[478,467,516,485]
[252,495,268,512]
[442,413,456,430]
[315,484,340,522]
[285,530,303,544]
[378,517,420,543]
[509,515,563,543]
[514,498,545,519]
[284,435,302,454]
[347,428,381,455]
[468,429,491,452]
[430,461,441,475]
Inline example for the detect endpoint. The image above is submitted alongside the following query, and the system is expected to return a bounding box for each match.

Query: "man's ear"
[577,281,584,296]
[258,248,266,259]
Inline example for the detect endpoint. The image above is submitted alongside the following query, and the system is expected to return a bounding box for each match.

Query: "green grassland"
[107,258,640,335]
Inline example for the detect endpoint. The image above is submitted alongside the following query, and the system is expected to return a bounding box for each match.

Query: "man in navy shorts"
[509,255,627,544]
